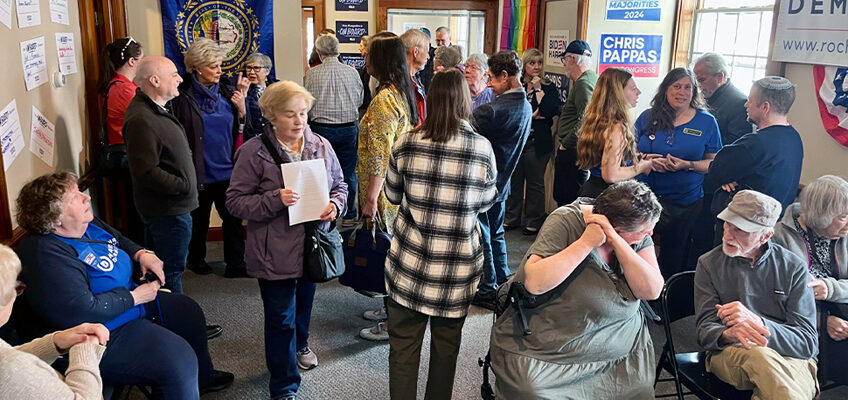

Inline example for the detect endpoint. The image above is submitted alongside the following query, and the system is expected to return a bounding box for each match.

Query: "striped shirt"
[384,120,498,318]
[304,57,363,124]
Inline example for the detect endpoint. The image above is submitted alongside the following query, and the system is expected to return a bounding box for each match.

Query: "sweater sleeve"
[538,83,561,119]
[124,117,191,196]
[385,140,404,206]
[1,337,105,400]
[471,104,495,141]
[22,238,135,329]
[694,260,729,351]
[824,277,848,303]
[761,261,819,359]
[15,333,62,364]
[703,137,759,192]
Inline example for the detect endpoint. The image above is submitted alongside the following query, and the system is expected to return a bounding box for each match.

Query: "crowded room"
[0,0,846,399]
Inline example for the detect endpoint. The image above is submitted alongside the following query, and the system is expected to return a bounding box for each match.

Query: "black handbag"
[259,134,345,283]
[98,80,128,178]
[339,218,391,295]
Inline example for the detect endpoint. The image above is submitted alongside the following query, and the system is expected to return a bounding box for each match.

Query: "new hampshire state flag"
[161,0,275,79]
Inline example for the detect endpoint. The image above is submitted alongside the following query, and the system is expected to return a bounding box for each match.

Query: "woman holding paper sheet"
[225,80,347,400]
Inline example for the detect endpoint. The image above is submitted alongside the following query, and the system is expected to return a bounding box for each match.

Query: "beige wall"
[325,0,376,56]
[785,63,848,184]
[126,0,304,83]
[0,2,87,228]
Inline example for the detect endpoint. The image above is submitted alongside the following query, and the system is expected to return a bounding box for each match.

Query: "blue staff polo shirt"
[635,109,722,206]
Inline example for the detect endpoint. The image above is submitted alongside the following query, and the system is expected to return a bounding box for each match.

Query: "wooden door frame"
[376,0,499,55]
[302,0,326,34]
[538,0,588,49]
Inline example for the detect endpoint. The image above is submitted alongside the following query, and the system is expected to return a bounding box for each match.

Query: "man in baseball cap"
[694,189,818,398]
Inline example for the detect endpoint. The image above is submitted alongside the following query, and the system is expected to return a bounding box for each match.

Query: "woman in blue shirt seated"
[14,172,233,399]
[635,67,721,278]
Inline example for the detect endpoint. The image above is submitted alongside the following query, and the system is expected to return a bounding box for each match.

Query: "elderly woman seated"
[773,174,848,384]
[0,244,109,399]
[488,180,664,399]
[14,172,233,399]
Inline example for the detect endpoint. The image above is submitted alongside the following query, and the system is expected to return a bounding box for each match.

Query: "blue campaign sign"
[599,34,663,77]
[336,0,367,12]
[606,0,661,22]
[336,21,368,44]
[340,53,366,69]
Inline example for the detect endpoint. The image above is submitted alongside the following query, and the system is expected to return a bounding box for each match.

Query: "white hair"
[315,35,340,57]
[0,244,21,307]
[800,175,848,232]
[570,53,592,68]
[465,53,488,69]
[695,53,728,77]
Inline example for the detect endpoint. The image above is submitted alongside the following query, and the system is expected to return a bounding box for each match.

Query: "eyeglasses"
[605,269,633,302]
[14,281,26,297]
[120,37,136,61]
[245,65,267,72]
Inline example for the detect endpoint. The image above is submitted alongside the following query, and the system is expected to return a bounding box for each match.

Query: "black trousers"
[655,198,703,278]
[187,180,245,269]
[553,147,589,206]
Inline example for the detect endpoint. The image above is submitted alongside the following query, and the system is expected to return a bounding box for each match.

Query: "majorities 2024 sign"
[599,34,662,77]
[606,0,661,21]
[336,21,368,44]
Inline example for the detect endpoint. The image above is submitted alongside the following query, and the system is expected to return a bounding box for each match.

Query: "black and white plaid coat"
[384,120,498,318]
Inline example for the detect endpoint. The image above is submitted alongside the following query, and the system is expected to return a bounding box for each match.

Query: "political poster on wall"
[340,53,365,69]
[599,33,662,77]
[336,21,368,44]
[160,0,276,78]
[544,72,569,103]
[336,0,367,12]
[545,30,569,67]
[606,0,661,22]
[772,0,848,67]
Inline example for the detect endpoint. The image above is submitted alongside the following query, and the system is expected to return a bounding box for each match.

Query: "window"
[689,1,775,95]
[386,9,486,58]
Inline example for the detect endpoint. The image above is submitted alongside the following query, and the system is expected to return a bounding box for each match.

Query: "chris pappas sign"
[599,33,662,78]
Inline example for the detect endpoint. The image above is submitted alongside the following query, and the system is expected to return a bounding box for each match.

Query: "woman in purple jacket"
[225,81,347,400]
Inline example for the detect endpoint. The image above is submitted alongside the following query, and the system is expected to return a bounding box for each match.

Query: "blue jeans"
[477,200,510,296]
[100,292,213,400]
[258,278,317,398]
[310,123,358,219]
[141,213,192,294]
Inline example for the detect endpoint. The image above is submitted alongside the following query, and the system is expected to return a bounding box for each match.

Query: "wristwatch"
[688,161,695,171]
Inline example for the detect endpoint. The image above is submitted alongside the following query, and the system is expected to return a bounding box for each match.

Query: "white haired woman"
[243,52,277,142]
[773,174,848,384]
[0,244,108,400]
[464,53,493,110]
[171,37,251,281]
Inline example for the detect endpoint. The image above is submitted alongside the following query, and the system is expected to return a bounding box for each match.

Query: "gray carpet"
[131,230,848,399]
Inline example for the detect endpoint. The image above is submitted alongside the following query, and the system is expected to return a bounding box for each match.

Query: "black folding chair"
[654,271,752,400]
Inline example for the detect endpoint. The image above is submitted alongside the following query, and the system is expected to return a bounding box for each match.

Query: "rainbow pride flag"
[500,0,538,55]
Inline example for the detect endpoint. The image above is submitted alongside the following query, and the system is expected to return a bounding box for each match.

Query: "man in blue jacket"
[471,51,532,310]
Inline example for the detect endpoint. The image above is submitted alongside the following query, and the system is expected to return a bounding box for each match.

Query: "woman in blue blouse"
[14,172,233,399]
[635,67,721,278]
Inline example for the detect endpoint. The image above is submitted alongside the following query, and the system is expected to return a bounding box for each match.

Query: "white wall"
[784,63,848,183]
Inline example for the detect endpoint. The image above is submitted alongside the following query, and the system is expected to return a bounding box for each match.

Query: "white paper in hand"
[281,159,329,225]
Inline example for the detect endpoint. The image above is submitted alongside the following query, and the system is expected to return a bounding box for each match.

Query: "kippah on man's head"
[755,76,794,91]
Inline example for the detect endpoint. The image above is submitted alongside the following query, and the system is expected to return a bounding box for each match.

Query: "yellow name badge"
[682,128,702,137]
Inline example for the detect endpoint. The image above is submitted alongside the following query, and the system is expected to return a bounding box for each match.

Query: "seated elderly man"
[773,175,848,385]
[695,190,818,399]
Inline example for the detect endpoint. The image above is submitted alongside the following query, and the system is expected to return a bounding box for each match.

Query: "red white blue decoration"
[813,65,848,147]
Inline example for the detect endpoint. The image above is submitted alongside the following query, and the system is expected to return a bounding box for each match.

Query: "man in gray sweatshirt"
[694,190,818,399]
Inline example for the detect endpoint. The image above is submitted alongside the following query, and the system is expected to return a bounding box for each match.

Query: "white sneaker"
[362,306,388,321]
[359,322,389,341]
[296,347,318,370]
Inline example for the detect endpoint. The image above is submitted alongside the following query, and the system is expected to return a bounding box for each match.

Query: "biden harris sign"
[599,34,662,77]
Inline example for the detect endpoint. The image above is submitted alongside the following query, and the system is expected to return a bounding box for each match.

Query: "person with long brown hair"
[576,67,651,198]
[384,68,497,399]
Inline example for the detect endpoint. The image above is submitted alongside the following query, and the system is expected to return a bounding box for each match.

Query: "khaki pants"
[707,345,819,400]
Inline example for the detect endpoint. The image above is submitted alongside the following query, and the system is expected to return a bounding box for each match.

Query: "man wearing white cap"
[694,190,818,399]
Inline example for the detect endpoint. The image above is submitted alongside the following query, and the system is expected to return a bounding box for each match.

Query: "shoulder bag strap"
[100,80,120,145]
[260,133,286,166]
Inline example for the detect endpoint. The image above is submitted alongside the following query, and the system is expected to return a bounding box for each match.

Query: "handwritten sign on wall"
[20,36,47,90]
[55,32,76,74]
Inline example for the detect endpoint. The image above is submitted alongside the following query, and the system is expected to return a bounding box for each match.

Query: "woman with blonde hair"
[576,67,652,198]
[504,48,562,236]
[226,80,347,399]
